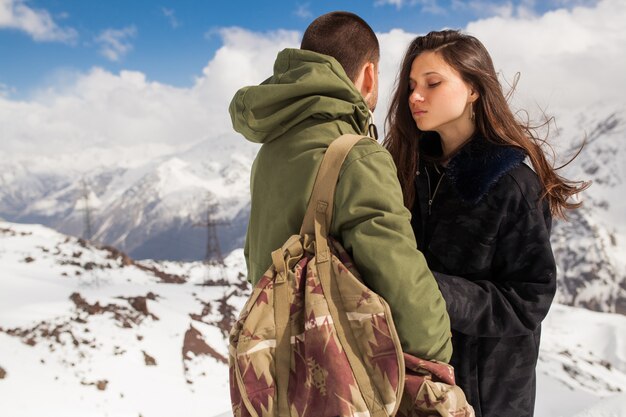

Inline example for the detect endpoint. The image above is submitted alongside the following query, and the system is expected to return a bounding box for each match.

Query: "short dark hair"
[300,11,379,81]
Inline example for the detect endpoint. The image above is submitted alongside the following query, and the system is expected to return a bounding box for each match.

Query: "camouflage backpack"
[228,134,474,417]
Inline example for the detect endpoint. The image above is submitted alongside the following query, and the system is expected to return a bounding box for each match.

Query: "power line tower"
[78,178,100,287]
[195,195,229,282]
[80,178,93,241]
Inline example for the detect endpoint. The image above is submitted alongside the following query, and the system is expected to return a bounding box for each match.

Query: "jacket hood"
[229,48,370,144]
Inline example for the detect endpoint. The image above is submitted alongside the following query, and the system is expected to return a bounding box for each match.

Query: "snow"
[0,222,626,417]
[572,394,626,417]
[1,221,625,416]
[536,303,626,415]
[0,221,248,417]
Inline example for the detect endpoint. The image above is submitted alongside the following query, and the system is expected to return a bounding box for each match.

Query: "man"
[229,11,451,362]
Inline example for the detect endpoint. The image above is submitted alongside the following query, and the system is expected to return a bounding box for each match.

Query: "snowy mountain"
[1,221,625,416]
[550,107,626,314]
[0,134,257,261]
[1,105,625,315]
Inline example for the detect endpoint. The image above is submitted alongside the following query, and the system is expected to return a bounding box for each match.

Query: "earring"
[470,102,475,122]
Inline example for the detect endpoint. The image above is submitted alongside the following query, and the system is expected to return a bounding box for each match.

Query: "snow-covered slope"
[572,394,626,417]
[1,222,625,416]
[537,303,626,415]
[550,106,626,314]
[0,221,249,417]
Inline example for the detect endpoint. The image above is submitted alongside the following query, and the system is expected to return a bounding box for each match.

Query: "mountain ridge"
[1,106,625,314]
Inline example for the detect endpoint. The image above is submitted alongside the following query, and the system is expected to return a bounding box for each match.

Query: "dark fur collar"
[420,132,526,204]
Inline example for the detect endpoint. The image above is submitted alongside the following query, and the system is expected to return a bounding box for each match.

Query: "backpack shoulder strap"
[300,134,371,236]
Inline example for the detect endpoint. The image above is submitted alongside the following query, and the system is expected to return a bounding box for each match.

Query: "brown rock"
[80,379,108,391]
[142,351,157,366]
[182,325,227,364]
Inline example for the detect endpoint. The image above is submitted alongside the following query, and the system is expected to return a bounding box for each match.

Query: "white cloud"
[375,0,404,8]
[195,27,300,105]
[550,0,600,6]
[377,0,625,126]
[294,3,312,19]
[464,0,626,114]
[0,0,623,165]
[95,26,137,62]
[451,0,539,19]
[0,27,300,163]
[0,68,203,159]
[451,0,514,18]
[376,29,417,127]
[375,0,446,13]
[0,82,15,97]
[0,0,77,43]
[162,7,179,28]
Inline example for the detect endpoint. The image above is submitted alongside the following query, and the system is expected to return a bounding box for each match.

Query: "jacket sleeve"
[433,200,556,338]
[332,149,452,362]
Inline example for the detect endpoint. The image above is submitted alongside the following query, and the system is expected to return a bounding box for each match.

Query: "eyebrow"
[411,71,441,77]
[409,71,442,82]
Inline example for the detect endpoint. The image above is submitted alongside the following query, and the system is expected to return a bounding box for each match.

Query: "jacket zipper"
[425,165,445,216]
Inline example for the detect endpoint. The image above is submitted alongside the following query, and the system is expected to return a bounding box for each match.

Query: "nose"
[409,90,424,103]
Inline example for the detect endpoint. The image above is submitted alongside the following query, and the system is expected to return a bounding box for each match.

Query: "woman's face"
[408,51,475,134]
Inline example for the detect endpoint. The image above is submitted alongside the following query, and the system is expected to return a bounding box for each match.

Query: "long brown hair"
[383,29,589,218]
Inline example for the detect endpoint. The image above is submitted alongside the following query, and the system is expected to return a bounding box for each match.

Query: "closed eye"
[428,82,441,88]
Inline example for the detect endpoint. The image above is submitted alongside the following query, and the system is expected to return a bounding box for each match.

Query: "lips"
[412,109,427,116]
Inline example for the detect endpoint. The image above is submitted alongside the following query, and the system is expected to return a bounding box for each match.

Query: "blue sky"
[0,0,598,96]
[1,0,623,162]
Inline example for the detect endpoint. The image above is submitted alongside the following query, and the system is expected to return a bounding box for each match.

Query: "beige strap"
[271,235,305,416]
[304,133,389,415]
[313,206,388,416]
[274,133,379,416]
[274,268,291,416]
[271,234,302,283]
[299,134,372,236]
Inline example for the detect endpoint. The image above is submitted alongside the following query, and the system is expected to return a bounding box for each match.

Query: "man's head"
[301,11,379,111]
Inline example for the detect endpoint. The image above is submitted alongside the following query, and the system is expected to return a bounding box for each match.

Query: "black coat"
[411,134,556,417]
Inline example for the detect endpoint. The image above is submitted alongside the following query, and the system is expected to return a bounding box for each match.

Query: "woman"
[383,30,588,417]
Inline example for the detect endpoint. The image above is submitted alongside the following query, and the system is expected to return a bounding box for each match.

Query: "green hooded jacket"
[229,48,452,362]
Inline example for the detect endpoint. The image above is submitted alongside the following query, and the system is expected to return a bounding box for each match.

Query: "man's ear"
[353,62,375,98]
[361,62,376,98]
